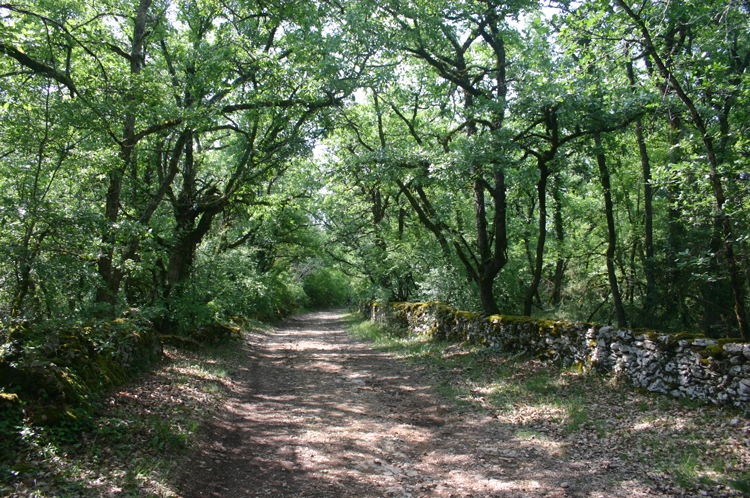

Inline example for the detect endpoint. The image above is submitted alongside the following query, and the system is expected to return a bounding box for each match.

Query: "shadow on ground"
[177,311,664,498]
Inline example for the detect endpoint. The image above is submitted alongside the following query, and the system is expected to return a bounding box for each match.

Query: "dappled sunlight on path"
[178,311,663,498]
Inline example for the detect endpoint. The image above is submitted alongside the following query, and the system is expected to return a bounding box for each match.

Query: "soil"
[176,310,671,498]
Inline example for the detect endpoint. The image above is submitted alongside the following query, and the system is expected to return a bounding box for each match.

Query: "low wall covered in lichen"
[362,301,750,407]
[0,310,164,424]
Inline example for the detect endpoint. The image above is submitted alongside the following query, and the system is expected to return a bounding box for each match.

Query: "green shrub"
[302,267,351,308]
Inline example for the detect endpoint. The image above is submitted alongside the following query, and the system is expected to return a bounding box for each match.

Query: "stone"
[693,339,718,347]
[647,379,668,394]
[374,301,750,408]
[724,343,744,354]
[617,329,633,340]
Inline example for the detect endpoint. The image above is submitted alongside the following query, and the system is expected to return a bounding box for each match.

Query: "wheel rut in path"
[178,310,665,498]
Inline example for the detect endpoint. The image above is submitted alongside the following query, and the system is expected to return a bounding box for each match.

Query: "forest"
[1,0,749,342]
[1,0,749,495]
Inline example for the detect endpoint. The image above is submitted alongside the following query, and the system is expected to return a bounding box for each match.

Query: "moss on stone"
[160,334,203,350]
[34,404,80,426]
[189,322,242,345]
[1,315,162,427]
[703,345,724,359]
[718,338,745,346]
[377,300,750,407]
[454,310,480,320]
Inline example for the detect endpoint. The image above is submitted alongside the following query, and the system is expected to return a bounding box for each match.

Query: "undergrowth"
[0,319,271,498]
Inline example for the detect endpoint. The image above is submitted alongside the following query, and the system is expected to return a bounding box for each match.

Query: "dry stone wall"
[362,301,750,407]
[0,311,163,424]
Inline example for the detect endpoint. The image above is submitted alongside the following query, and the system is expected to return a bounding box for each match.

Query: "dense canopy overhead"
[0,0,748,338]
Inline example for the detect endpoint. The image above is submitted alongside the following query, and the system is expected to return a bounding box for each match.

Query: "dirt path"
[177,311,666,498]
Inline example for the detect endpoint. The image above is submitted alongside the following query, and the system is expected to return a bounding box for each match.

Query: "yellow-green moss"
[718,338,745,346]
[454,310,480,320]
[672,332,706,342]
[0,392,19,404]
[35,404,79,426]
[703,345,724,358]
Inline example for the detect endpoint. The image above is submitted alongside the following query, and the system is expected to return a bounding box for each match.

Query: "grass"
[345,313,750,495]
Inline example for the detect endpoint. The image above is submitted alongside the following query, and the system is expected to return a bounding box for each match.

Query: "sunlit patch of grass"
[200,383,223,394]
[563,397,589,434]
[177,362,227,381]
[347,317,451,360]
[514,430,541,440]
[243,318,274,335]
[347,318,386,343]
[524,371,555,395]
[120,455,177,497]
[672,449,700,487]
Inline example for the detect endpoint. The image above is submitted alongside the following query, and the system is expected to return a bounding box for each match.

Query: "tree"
[0,0,358,323]
[611,0,750,338]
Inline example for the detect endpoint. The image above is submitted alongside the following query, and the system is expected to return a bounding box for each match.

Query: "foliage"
[302,266,352,309]
[166,247,306,330]
[0,0,748,443]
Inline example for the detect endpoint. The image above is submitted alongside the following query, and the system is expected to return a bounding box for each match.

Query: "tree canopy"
[0,0,748,339]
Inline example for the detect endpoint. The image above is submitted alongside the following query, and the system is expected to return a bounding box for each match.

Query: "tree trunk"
[626,60,655,309]
[523,159,550,317]
[474,169,507,315]
[478,275,500,315]
[551,174,566,307]
[163,207,223,299]
[95,0,153,314]
[11,227,50,317]
[398,168,508,316]
[594,132,627,328]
